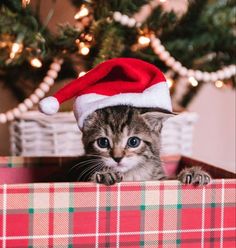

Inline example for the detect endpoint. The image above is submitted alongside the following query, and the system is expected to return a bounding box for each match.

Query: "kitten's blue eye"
[97,137,110,148]
[127,137,141,148]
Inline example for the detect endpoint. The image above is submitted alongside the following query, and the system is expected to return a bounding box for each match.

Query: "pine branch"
[93,24,125,66]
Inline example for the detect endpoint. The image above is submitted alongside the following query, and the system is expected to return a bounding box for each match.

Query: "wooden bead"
[202,72,211,82]
[179,67,188,76]
[12,108,21,117]
[166,57,175,67]
[50,62,61,72]
[113,12,122,22]
[24,99,34,108]
[6,111,14,121]
[0,113,7,123]
[35,89,45,98]
[223,67,232,78]
[229,65,236,75]
[216,70,225,80]
[120,15,129,26]
[40,82,50,92]
[47,70,58,79]
[172,61,182,72]
[43,76,54,86]
[209,72,218,82]
[29,94,40,104]
[194,70,203,81]
[18,103,27,113]
[187,69,195,77]
[154,45,165,54]
[127,18,136,27]
[159,51,170,61]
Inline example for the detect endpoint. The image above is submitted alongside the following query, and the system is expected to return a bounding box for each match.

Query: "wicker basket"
[10,111,198,156]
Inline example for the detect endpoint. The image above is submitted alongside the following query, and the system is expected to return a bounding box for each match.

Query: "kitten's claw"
[94,171,123,186]
[177,167,211,186]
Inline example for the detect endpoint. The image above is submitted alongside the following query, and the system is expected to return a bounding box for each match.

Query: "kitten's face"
[81,106,171,173]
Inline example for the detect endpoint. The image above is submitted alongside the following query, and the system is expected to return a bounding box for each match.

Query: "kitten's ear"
[141,111,175,132]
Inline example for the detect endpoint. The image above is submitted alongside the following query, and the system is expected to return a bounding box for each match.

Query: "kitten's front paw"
[94,171,123,186]
[177,167,211,186]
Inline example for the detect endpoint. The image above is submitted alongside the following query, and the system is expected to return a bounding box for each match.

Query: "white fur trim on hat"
[74,82,172,127]
[39,96,60,115]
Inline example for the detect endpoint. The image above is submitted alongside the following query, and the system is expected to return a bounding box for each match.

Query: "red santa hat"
[39,58,172,127]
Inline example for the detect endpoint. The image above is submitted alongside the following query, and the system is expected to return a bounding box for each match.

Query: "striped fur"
[80,105,173,183]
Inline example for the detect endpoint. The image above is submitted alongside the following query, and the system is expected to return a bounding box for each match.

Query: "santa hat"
[39,58,172,127]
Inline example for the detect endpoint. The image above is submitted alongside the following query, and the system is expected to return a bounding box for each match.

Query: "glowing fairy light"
[74,5,89,20]
[188,76,198,87]
[80,46,90,55]
[167,78,174,88]
[10,43,23,59]
[22,0,30,8]
[215,80,224,88]
[138,36,150,46]
[77,42,90,55]
[30,58,42,68]
[78,71,86,77]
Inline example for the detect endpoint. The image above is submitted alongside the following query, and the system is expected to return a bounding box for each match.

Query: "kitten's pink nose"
[113,157,122,163]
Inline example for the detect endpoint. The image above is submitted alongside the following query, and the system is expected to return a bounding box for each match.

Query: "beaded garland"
[0,59,63,124]
[112,5,236,83]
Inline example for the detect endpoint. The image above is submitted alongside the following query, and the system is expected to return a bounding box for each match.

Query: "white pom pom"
[39,96,60,115]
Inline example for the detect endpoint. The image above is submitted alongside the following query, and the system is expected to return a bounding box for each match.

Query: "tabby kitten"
[68,105,211,186]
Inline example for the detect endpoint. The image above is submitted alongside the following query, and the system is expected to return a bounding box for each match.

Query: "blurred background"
[0,0,235,172]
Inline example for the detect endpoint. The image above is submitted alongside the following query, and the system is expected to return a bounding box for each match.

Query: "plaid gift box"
[0,156,235,248]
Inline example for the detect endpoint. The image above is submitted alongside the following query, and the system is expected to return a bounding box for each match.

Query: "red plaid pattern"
[0,179,235,248]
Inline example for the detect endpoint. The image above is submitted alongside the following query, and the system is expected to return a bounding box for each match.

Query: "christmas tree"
[0,0,235,123]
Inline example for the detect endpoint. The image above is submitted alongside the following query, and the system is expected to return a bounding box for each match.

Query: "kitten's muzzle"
[113,157,123,163]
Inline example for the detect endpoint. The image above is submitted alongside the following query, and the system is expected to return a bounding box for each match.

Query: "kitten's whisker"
[67,161,95,174]
[77,163,104,182]
[76,164,99,182]
[86,154,107,159]
[86,164,105,181]
[68,159,102,173]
